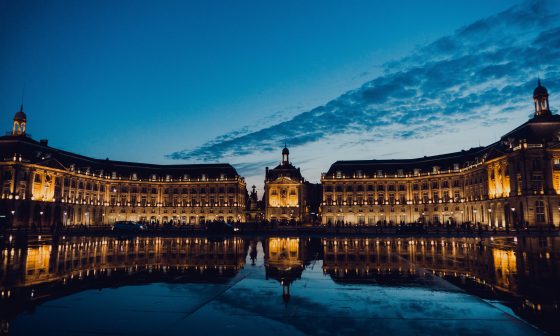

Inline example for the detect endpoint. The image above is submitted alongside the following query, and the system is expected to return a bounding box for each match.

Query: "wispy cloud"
[168,0,560,180]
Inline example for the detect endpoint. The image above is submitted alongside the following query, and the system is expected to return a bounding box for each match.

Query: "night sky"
[1,0,558,191]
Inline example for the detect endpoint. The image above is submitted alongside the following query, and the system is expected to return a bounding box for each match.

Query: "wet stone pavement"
[3,236,551,336]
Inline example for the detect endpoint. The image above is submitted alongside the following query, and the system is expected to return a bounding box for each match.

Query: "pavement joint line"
[177,262,257,320]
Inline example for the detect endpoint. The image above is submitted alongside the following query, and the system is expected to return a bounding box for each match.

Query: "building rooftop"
[0,135,240,180]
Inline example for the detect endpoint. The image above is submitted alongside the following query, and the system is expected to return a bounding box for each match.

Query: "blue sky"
[1,0,558,191]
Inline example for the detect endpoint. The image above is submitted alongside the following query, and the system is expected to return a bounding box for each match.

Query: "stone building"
[321,82,560,228]
[1,81,559,229]
[264,146,310,223]
[0,108,247,227]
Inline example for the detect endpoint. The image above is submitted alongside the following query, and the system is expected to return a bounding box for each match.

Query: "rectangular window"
[357,215,365,225]
[454,191,460,201]
[536,200,545,222]
[532,175,543,194]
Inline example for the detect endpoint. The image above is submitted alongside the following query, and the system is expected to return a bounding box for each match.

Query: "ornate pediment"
[268,176,299,185]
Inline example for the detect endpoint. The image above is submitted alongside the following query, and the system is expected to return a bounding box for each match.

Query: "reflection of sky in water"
[7,237,549,336]
[0,237,560,335]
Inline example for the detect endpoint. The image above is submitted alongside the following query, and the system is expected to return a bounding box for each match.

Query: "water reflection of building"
[322,238,499,284]
[263,237,307,301]
[0,237,247,318]
[322,236,559,333]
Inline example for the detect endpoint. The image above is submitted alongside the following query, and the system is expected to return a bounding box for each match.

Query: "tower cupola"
[282,145,290,164]
[12,104,27,136]
[533,79,551,117]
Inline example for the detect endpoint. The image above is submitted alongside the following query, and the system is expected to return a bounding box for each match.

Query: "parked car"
[112,221,146,232]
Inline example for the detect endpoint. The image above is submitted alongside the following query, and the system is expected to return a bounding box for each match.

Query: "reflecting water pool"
[0,235,558,335]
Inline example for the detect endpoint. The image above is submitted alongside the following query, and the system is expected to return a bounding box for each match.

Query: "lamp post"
[511,207,516,229]
[488,208,493,228]
[39,211,44,227]
[10,210,15,228]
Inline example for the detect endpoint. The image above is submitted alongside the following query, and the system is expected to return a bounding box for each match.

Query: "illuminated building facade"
[2,83,560,228]
[0,110,247,227]
[264,146,308,223]
[321,82,560,228]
